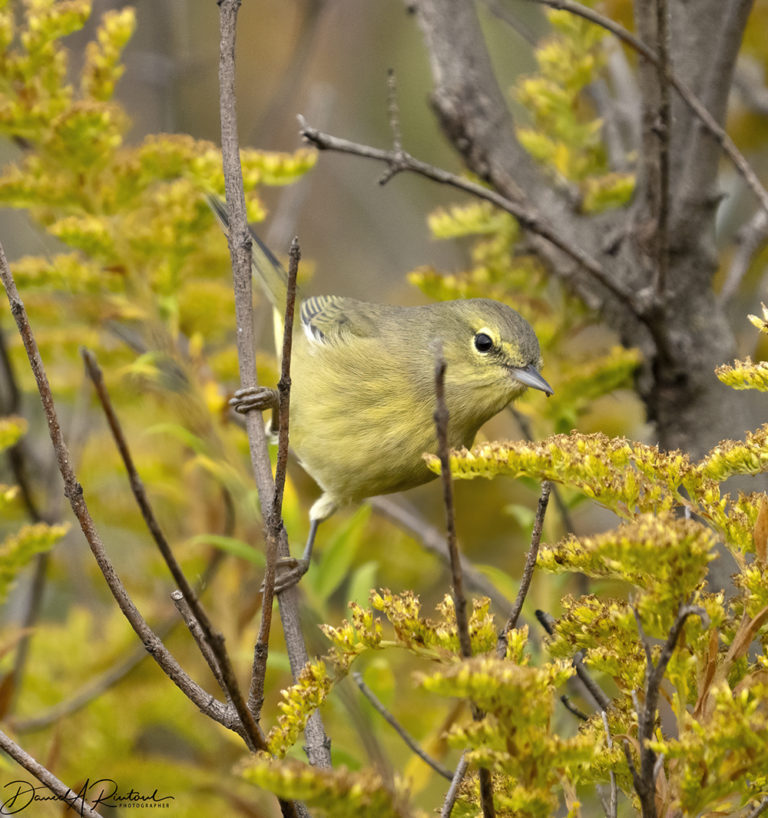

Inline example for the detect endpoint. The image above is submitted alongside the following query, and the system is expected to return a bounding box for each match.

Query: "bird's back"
[291,297,442,506]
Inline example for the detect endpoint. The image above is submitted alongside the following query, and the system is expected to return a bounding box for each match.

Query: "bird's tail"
[206,194,289,311]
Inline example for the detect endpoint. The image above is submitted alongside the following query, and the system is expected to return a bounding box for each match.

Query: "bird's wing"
[300,295,377,345]
[206,194,288,309]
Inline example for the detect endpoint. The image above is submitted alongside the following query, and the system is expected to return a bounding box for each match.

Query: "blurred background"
[79,0,643,553]
[5,0,765,814]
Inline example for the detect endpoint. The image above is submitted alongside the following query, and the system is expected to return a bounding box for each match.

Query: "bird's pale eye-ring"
[474,332,494,353]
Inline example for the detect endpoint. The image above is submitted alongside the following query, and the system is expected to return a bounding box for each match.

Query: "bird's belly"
[291,397,439,503]
[289,349,443,504]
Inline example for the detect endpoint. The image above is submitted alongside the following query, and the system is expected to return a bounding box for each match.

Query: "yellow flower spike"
[0,415,28,450]
[748,301,768,332]
[0,522,70,605]
[538,513,715,614]
[716,357,768,391]
[241,757,418,818]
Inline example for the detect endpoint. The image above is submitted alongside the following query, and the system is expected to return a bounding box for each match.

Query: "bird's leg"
[233,386,321,593]
[230,386,279,433]
[302,518,320,563]
[270,497,335,593]
[269,519,321,594]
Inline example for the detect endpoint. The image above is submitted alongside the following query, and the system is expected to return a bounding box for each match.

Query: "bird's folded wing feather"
[300,295,378,345]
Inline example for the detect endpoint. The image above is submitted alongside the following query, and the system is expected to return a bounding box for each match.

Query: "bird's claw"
[261,556,310,595]
[230,386,279,415]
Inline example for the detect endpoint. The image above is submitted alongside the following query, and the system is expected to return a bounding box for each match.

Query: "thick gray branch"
[406,0,760,463]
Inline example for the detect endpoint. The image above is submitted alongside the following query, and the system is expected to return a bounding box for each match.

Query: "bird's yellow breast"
[288,329,519,508]
[289,333,435,504]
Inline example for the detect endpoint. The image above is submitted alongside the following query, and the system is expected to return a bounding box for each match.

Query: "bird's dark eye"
[474,332,494,353]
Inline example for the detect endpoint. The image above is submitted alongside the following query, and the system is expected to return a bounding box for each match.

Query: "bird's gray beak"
[510,364,553,396]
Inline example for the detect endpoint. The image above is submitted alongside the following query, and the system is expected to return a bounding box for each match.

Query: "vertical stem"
[250,239,300,717]
[433,348,471,658]
[81,350,265,753]
[440,752,469,818]
[654,0,670,299]
[433,346,495,818]
[0,326,56,705]
[497,481,551,657]
[216,0,331,774]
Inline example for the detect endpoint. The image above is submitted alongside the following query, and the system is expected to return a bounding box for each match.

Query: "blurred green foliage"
[261,346,768,815]
[515,9,635,211]
[1,2,768,818]
[0,2,318,815]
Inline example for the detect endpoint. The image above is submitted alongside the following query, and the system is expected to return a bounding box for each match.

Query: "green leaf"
[186,534,265,567]
[145,422,208,455]
[0,523,69,604]
[346,560,379,608]
[361,657,397,709]
[504,503,536,531]
[0,416,28,452]
[311,506,371,600]
[473,563,518,606]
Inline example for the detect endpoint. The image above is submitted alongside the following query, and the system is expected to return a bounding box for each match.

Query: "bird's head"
[439,298,552,412]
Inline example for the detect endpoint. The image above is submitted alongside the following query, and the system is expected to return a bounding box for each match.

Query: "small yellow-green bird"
[209,197,552,584]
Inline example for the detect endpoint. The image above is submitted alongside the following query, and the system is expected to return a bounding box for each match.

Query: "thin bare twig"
[508,408,575,534]
[12,551,224,733]
[521,0,768,216]
[497,481,551,657]
[218,1,265,490]
[434,346,495,818]
[386,70,403,154]
[81,348,265,751]
[477,756,495,814]
[720,208,768,304]
[299,117,640,315]
[601,710,618,818]
[250,237,300,718]
[622,738,640,792]
[633,607,654,668]
[433,346,471,658]
[216,0,330,774]
[0,729,103,817]
[629,603,707,818]
[573,649,613,713]
[482,0,538,46]
[353,672,453,780]
[508,407,587,594]
[273,238,300,514]
[171,590,227,691]
[81,350,195,598]
[561,695,589,721]
[440,752,470,818]
[653,0,670,299]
